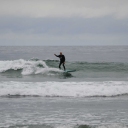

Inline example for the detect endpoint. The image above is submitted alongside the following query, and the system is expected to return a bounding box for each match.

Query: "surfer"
[54,52,66,70]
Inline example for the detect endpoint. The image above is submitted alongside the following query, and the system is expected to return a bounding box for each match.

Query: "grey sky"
[0,0,128,45]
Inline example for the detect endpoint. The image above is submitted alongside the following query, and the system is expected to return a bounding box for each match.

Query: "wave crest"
[0,59,62,75]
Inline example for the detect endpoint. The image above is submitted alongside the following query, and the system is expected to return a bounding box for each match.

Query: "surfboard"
[64,70,76,73]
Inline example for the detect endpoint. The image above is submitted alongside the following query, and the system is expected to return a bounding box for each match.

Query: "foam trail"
[0,81,128,97]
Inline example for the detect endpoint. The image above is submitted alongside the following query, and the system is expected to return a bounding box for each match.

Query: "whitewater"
[0,81,128,97]
[0,59,62,75]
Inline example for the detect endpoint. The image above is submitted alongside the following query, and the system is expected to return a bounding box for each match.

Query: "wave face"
[71,62,128,72]
[0,59,128,82]
[0,59,128,75]
[0,81,128,97]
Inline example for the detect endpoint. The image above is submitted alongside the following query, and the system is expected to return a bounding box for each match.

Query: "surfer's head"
[60,52,62,55]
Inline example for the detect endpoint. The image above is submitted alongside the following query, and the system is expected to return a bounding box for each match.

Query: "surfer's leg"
[62,63,66,71]
[59,62,62,69]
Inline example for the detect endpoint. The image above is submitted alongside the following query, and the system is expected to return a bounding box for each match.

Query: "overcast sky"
[0,0,128,45]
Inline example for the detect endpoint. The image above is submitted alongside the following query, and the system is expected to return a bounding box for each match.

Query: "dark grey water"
[0,46,128,128]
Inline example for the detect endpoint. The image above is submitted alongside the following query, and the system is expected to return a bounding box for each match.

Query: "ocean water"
[0,46,128,128]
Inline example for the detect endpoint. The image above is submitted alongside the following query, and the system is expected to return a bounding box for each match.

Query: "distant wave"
[0,81,128,98]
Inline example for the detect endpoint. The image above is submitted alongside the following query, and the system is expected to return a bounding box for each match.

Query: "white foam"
[0,59,25,72]
[0,81,128,97]
[0,59,62,75]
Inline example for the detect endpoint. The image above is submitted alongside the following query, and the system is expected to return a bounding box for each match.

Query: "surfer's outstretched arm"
[54,54,59,57]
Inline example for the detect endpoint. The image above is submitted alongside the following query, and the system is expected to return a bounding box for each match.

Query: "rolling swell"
[0,59,128,72]
[45,60,128,79]
[45,60,128,72]
[0,59,128,79]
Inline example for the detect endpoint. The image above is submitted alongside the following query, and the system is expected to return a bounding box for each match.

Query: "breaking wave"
[0,59,128,80]
[0,81,128,98]
[0,59,63,75]
[0,59,128,74]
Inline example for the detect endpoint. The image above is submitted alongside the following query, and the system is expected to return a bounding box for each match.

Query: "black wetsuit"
[56,55,66,70]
